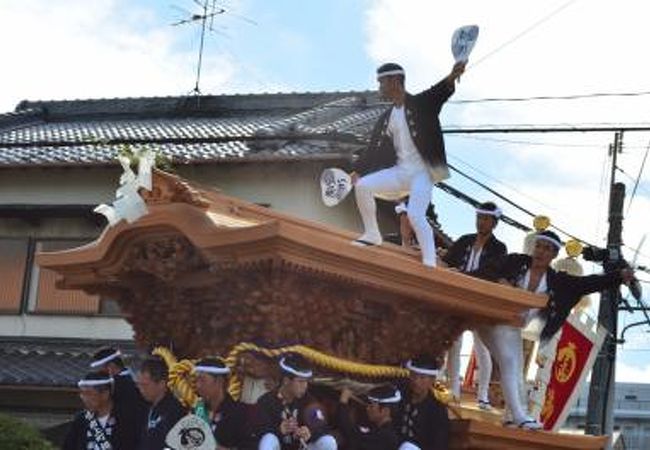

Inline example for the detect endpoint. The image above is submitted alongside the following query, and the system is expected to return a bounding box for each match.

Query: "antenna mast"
[171,0,225,96]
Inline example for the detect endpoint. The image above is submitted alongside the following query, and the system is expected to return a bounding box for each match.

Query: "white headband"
[536,234,562,250]
[194,365,230,376]
[90,350,122,368]
[377,69,405,79]
[367,390,402,404]
[78,377,114,388]
[475,207,502,218]
[280,357,313,378]
[405,360,440,377]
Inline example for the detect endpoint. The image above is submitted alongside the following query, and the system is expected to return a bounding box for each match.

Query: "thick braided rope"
[224,343,452,406]
[152,347,199,408]
[154,343,453,408]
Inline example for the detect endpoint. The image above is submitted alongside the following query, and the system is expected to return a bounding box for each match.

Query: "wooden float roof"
[36,170,545,363]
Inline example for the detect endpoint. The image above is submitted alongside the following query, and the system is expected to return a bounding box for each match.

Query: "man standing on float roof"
[350,60,466,267]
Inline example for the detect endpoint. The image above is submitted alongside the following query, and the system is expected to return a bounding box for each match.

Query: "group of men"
[65,348,450,450]
[351,60,640,430]
[62,59,642,448]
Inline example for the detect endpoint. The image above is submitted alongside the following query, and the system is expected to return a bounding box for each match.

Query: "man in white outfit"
[439,202,507,409]
[473,230,638,430]
[351,61,465,267]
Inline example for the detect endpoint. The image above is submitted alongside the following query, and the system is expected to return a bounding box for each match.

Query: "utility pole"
[585,131,625,447]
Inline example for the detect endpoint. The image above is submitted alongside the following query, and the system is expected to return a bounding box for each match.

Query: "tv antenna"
[171,0,227,96]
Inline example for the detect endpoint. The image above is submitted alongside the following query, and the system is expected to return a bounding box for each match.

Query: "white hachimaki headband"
[194,364,231,376]
[475,207,502,218]
[405,359,440,377]
[90,350,122,368]
[78,377,114,388]
[536,234,563,250]
[367,390,402,404]
[377,69,405,79]
[279,357,313,378]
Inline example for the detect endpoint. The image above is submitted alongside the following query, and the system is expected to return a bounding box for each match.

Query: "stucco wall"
[0,161,398,340]
[0,161,365,230]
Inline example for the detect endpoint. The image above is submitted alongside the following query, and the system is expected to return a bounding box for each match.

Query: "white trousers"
[398,442,421,450]
[355,167,436,266]
[258,432,338,450]
[448,330,492,402]
[476,324,529,424]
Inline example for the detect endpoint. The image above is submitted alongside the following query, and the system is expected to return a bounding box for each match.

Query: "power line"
[627,142,650,214]
[444,124,650,133]
[468,0,579,70]
[617,166,650,198]
[447,162,598,247]
[450,90,650,105]
[448,133,604,148]
[448,153,561,214]
[435,181,531,233]
[447,161,650,263]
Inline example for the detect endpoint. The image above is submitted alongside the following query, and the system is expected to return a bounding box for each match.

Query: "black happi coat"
[63,408,136,450]
[114,370,149,439]
[396,392,449,450]
[205,394,255,449]
[138,392,186,450]
[442,233,507,272]
[353,77,455,179]
[474,253,623,341]
[254,390,330,450]
[337,403,400,450]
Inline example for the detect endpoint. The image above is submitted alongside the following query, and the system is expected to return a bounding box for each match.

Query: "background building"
[565,382,650,450]
[0,91,400,433]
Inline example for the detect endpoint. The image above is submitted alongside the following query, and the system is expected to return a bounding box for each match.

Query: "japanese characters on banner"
[530,313,606,431]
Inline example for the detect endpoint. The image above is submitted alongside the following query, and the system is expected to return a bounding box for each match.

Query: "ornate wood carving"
[139,169,210,208]
[121,234,207,283]
[117,252,466,365]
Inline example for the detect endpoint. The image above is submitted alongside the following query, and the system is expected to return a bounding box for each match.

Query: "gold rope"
[154,343,452,407]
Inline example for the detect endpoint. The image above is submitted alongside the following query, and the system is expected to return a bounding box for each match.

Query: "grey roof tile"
[0,338,138,388]
[0,92,383,167]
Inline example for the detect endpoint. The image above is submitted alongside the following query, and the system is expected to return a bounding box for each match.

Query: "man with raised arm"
[350,61,465,268]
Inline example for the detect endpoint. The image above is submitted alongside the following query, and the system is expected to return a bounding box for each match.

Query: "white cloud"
[365,0,650,261]
[364,0,650,378]
[365,0,650,124]
[0,0,259,110]
[616,360,650,383]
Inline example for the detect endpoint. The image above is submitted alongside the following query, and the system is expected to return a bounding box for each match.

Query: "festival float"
[36,157,609,449]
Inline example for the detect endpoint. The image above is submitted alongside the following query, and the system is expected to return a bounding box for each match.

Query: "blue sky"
[1,0,650,381]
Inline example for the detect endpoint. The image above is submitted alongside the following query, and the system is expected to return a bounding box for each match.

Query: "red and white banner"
[531,313,606,431]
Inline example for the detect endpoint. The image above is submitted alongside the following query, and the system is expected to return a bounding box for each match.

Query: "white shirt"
[464,246,483,272]
[519,270,549,334]
[387,106,426,174]
[97,414,110,428]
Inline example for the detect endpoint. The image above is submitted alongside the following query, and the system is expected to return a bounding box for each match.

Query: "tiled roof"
[0,92,385,168]
[0,338,138,388]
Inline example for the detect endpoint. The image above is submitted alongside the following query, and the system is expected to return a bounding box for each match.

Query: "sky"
[1,0,650,383]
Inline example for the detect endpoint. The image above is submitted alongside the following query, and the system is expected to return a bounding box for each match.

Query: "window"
[29,240,101,314]
[0,238,29,313]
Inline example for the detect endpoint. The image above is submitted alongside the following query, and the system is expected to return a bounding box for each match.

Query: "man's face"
[285,377,309,399]
[137,370,167,403]
[476,214,496,236]
[378,76,401,102]
[103,363,120,376]
[532,239,559,268]
[195,372,223,400]
[365,402,388,425]
[79,387,110,413]
[408,372,434,398]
